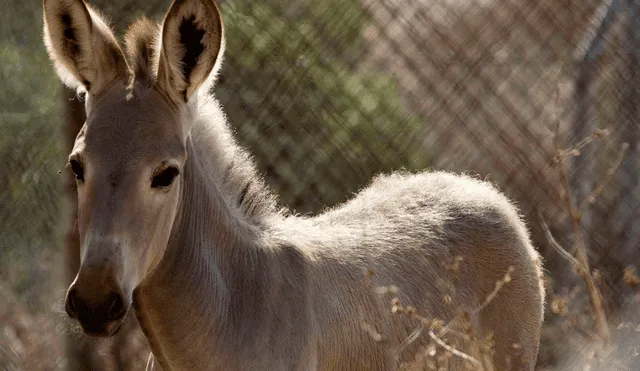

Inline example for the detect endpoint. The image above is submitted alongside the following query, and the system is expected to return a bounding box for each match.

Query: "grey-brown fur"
[43,0,545,370]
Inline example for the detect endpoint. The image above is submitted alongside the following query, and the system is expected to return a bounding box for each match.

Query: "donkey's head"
[43,0,224,336]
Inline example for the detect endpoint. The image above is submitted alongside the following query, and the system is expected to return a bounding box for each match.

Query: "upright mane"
[124,18,159,89]
[124,19,282,226]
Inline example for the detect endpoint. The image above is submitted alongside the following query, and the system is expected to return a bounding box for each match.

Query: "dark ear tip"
[43,0,92,24]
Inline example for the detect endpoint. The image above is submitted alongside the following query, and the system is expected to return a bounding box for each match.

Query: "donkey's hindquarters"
[288,171,545,370]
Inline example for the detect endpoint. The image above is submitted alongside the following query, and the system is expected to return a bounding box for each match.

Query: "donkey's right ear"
[43,0,128,94]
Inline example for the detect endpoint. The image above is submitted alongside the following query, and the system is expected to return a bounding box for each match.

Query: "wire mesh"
[0,0,638,369]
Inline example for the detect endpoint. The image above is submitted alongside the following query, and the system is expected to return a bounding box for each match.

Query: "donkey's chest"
[137,309,316,371]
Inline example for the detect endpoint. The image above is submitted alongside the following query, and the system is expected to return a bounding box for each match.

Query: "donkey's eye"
[69,159,85,183]
[151,167,180,189]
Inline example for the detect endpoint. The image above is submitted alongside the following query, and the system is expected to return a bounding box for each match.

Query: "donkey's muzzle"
[65,287,128,337]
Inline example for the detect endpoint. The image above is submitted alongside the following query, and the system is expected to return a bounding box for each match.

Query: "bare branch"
[427,330,481,367]
[539,215,581,269]
[566,314,602,343]
[387,297,483,368]
[440,266,514,338]
[581,142,630,208]
[470,266,514,316]
[396,325,424,357]
[552,128,610,165]
[550,122,612,347]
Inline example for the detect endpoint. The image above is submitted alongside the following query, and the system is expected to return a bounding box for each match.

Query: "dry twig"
[440,267,514,338]
[382,265,515,370]
[539,215,581,269]
[549,124,613,347]
[427,330,481,367]
[581,142,630,208]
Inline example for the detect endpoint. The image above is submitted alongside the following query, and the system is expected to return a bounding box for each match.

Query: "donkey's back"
[276,171,544,370]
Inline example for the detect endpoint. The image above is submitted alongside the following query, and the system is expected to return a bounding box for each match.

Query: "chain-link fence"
[1,0,638,369]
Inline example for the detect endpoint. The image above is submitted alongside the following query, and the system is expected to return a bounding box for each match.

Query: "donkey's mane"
[124,18,159,88]
[190,96,283,224]
[124,19,282,226]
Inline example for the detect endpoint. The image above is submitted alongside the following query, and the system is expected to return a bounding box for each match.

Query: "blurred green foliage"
[0,0,64,284]
[217,0,429,212]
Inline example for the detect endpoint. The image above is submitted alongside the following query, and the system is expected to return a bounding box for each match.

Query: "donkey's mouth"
[73,302,130,338]
[66,288,131,337]
[79,315,127,338]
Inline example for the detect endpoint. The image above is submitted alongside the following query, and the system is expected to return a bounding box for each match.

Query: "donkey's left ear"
[156,0,224,103]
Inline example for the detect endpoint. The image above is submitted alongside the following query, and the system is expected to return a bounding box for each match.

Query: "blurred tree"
[217,0,429,213]
[618,0,639,273]
[0,1,63,282]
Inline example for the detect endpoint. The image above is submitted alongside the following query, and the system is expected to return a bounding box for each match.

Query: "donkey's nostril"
[106,292,126,322]
[65,288,79,319]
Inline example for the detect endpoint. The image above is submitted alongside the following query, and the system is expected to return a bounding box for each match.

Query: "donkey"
[43,0,544,369]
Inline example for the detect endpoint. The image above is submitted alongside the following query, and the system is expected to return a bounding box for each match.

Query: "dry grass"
[374,265,515,370]
[1,263,638,370]
[0,278,149,371]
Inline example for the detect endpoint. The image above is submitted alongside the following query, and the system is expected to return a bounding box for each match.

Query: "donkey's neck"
[133,138,260,368]
[132,101,310,369]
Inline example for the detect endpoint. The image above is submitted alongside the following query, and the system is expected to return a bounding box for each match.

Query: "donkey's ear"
[43,0,128,94]
[156,0,224,102]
